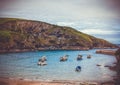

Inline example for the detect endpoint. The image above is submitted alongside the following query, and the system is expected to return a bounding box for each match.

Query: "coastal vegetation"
[0,18,117,53]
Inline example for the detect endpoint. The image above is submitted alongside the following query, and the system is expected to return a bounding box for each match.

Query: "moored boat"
[87,55,91,59]
[38,61,47,66]
[39,56,47,62]
[77,54,82,60]
[60,55,69,61]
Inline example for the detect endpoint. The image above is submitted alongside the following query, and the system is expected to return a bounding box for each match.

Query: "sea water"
[0,49,117,82]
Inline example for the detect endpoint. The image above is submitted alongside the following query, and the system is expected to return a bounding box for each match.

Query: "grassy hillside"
[0,18,117,52]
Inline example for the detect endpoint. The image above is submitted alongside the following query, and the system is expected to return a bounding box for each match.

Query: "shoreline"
[0,47,117,54]
[0,77,115,85]
[96,48,120,85]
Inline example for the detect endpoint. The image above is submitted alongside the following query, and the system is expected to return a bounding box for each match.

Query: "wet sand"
[0,78,73,85]
[0,78,105,85]
[0,78,117,85]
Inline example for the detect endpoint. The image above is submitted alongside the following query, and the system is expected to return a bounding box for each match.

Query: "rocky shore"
[0,47,90,53]
[0,47,116,54]
[96,49,116,55]
[96,48,120,85]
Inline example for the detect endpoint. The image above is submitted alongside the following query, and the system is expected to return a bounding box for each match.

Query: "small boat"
[77,55,82,60]
[38,61,47,66]
[38,56,47,66]
[39,56,47,62]
[87,55,91,59]
[75,66,81,72]
[60,55,68,61]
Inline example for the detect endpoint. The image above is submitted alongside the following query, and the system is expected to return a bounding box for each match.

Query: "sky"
[0,0,120,44]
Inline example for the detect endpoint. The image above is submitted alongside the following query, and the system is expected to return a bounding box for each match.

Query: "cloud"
[81,29,119,35]
[0,0,118,20]
[0,0,119,44]
[0,0,20,10]
[56,22,76,27]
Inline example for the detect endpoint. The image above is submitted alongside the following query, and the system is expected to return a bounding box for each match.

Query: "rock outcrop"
[96,50,116,55]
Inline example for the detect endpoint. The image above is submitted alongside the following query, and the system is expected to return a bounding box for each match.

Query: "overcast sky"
[0,0,118,19]
[0,0,120,44]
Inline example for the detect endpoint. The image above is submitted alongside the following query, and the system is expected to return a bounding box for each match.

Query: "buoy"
[75,66,81,72]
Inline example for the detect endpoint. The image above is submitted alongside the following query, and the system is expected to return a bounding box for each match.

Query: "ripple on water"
[0,49,117,82]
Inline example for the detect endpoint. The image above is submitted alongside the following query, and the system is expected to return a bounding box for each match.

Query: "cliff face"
[0,18,117,52]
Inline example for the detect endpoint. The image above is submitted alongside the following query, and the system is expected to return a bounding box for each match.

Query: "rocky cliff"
[0,18,117,53]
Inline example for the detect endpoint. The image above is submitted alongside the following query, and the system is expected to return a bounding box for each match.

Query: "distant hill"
[0,18,117,53]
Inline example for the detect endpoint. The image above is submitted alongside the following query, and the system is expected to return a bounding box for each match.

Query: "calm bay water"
[0,49,117,82]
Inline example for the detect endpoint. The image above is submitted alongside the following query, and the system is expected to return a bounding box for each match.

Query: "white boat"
[39,56,47,62]
[38,61,47,66]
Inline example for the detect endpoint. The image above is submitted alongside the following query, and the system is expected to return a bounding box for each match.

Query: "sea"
[0,49,117,82]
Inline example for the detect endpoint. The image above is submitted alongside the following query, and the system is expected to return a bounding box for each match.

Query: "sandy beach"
[0,78,116,85]
[0,78,104,85]
[0,78,74,85]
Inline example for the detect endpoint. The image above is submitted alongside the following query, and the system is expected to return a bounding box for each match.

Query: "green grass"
[62,27,93,43]
[0,18,18,24]
[0,18,27,24]
[0,17,114,49]
[0,30,11,42]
